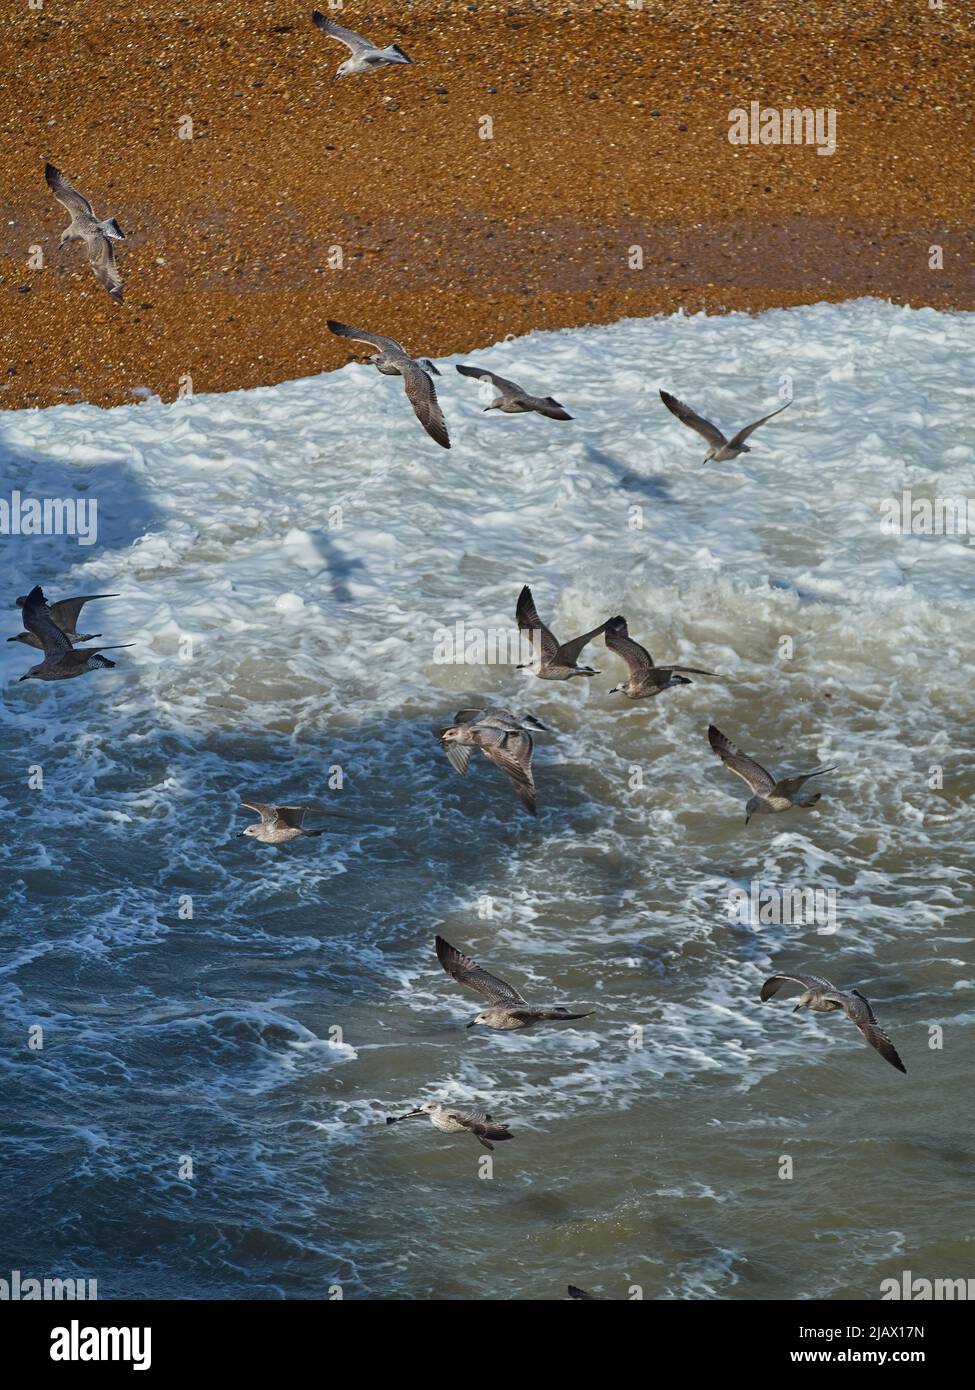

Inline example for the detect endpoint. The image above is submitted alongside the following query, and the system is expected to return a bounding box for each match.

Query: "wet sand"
[2,1,972,409]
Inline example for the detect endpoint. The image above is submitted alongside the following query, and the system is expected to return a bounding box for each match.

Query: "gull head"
[467,1012,490,1029]
[239,824,260,839]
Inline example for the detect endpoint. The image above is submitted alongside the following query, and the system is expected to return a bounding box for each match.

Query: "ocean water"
[1,298,973,1301]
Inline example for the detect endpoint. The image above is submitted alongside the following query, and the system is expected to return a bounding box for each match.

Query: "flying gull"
[311,11,413,77]
[708,725,836,825]
[659,389,790,464]
[760,972,906,1073]
[238,801,327,844]
[327,319,449,448]
[435,935,592,1030]
[605,616,717,699]
[439,706,545,816]
[385,1101,513,1151]
[8,592,119,649]
[455,364,572,420]
[15,586,132,682]
[516,585,612,680]
[45,163,125,304]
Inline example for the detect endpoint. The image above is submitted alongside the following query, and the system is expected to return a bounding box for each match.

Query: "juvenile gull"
[436,935,593,1030]
[15,586,132,682]
[45,163,125,304]
[385,1101,513,1151]
[605,616,717,699]
[311,11,413,77]
[761,972,906,1073]
[8,592,119,649]
[439,706,544,816]
[516,584,612,679]
[238,801,326,844]
[659,389,790,464]
[455,364,572,420]
[327,319,449,448]
[708,725,836,825]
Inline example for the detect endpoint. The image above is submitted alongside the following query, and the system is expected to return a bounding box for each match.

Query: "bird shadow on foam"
[305,529,366,604]
[584,443,675,501]
[0,431,166,574]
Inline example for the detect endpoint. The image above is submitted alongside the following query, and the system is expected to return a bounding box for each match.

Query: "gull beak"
[386,1109,424,1124]
[792,1003,802,1013]
[466,1019,478,1029]
[17,674,29,682]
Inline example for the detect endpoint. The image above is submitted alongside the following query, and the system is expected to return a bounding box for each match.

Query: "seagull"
[385,1101,513,1151]
[8,592,119,649]
[311,11,413,77]
[659,389,790,464]
[760,973,906,1074]
[516,585,612,679]
[439,707,545,816]
[238,801,326,844]
[327,319,449,448]
[605,616,717,699]
[435,935,593,1031]
[455,364,572,420]
[15,586,132,682]
[708,725,836,825]
[45,163,125,304]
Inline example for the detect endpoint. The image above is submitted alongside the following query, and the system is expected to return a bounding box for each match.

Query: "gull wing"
[274,806,308,828]
[482,728,536,816]
[85,231,123,302]
[402,361,450,449]
[772,766,837,797]
[20,586,72,654]
[47,594,119,632]
[728,400,791,450]
[760,972,837,1001]
[557,619,609,668]
[441,741,472,776]
[455,363,523,398]
[241,800,279,824]
[516,585,560,663]
[311,12,373,53]
[435,936,528,1005]
[604,616,654,674]
[839,990,907,1073]
[707,725,776,795]
[45,163,93,219]
[659,390,727,448]
[326,319,406,356]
